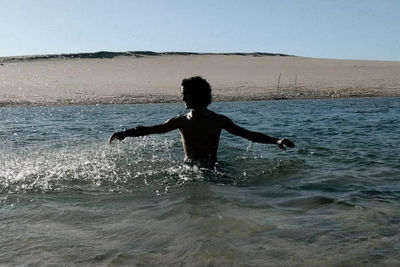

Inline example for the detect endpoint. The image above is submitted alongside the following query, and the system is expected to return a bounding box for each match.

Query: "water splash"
[1,136,263,194]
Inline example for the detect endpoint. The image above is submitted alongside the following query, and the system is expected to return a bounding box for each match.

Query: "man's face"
[181,86,194,109]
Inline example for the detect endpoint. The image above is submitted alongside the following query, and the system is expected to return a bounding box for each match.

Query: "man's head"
[181,76,212,109]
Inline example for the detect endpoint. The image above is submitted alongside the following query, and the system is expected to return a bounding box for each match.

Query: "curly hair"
[181,76,212,108]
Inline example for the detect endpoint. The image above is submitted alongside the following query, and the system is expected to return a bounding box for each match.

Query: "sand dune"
[0,52,399,106]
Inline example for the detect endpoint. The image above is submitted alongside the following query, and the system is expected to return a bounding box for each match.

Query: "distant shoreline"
[1,51,399,107]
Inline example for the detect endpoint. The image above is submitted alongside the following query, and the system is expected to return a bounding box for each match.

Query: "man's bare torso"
[173,109,228,166]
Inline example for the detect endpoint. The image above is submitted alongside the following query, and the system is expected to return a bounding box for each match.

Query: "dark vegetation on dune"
[0,51,293,63]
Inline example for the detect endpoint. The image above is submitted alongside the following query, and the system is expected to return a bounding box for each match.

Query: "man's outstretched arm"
[109,116,181,144]
[222,116,295,150]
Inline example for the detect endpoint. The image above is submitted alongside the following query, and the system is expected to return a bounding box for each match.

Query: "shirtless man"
[109,76,295,167]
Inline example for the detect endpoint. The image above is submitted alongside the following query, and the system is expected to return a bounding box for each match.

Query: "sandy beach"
[1,52,399,106]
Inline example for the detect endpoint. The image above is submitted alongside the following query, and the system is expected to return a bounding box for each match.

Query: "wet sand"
[1,52,399,106]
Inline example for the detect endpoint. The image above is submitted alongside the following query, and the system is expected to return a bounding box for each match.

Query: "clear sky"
[1,0,399,61]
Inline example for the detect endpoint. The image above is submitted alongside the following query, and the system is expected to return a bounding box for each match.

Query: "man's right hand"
[277,138,295,151]
[109,132,126,144]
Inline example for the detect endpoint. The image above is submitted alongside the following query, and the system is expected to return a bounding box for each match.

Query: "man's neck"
[189,108,208,119]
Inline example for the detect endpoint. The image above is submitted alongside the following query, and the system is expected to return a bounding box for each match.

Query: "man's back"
[174,109,226,166]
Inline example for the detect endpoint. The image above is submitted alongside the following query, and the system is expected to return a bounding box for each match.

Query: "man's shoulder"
[163,114,184,126]
[167,114,186,122]
[207,109,232,124]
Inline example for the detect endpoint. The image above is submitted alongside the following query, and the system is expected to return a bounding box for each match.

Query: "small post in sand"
[277,73,281,94]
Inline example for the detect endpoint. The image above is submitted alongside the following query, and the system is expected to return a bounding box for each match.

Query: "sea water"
[0,98,399,266]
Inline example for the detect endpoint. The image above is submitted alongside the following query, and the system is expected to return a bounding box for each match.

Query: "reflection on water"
[1,98,400,265]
